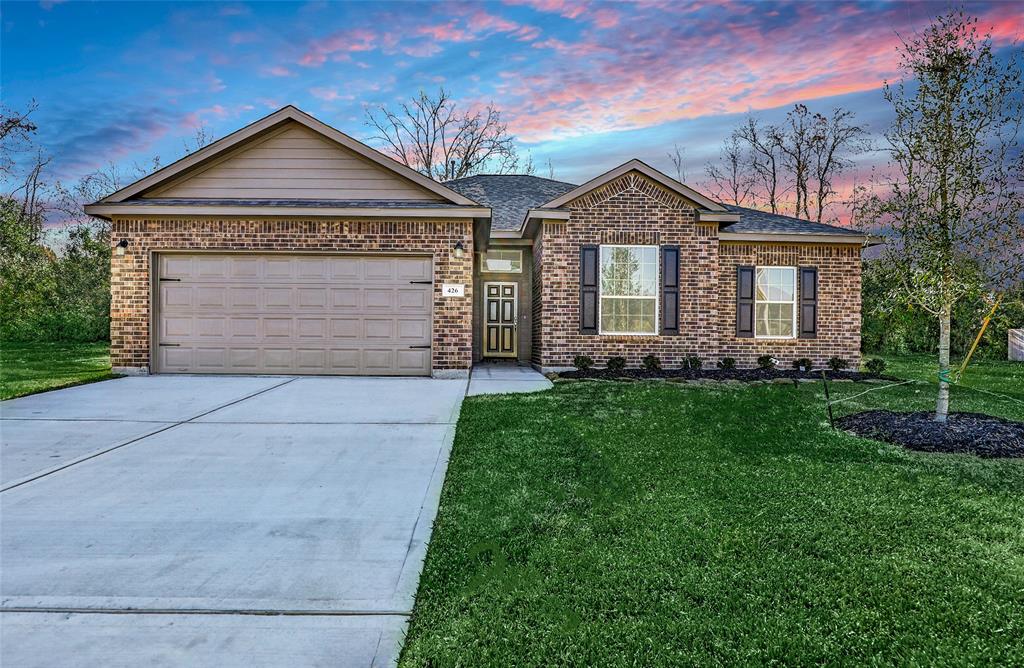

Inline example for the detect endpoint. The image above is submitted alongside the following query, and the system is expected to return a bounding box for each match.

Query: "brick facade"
[532,172,861,370]
[109,217,473,375]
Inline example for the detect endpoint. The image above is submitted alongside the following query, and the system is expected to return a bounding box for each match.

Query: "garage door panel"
[156,254,432,375]
[229,287,260,309]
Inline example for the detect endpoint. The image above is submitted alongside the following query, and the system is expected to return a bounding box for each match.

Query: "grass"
[879,353,1024,404]
[0,341,113,401]
[400,358,1024,666]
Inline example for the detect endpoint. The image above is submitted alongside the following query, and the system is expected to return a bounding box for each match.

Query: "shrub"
[828,357,849,371]
[757,355,777,370]
[792,357,813,371]
[573,354,594,371]
[865,358,887,376]
[684,355,703,370]
[717,357,737,370]
[642,354,661,371]
[606,356,626,372]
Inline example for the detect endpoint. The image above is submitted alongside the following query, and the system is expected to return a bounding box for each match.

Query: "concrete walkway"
[467,363,553,396]
[0,375,467,667]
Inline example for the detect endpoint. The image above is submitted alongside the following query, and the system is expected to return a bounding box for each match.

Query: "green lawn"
[880,353,1024,403]
[0,341,113,401]
[400,360,1024,666]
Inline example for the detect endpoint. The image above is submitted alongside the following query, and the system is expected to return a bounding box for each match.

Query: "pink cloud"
[263,65,294,77]
[299,28,377,67]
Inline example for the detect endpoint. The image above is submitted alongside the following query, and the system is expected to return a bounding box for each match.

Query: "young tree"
[365,88,524,181]
[878,10,1024,422]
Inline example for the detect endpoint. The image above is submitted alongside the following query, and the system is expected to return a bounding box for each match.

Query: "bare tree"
[704,134,753,206]
[1,102,40,181]
[667,143,686,182]
[809,109,870,222]
[876,10,1024,422]
[183,125,214,155]
[779,104,814,218]
[735,116,784,213]
[365,88,523,181]
[546,157,556,180]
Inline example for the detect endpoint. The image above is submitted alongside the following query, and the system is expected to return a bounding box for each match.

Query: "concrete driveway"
[0,374,468,667]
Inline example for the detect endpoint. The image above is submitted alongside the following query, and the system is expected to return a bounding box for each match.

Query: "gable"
[566,171,699,212]
[147,121,443,201]
[540,159,727,213]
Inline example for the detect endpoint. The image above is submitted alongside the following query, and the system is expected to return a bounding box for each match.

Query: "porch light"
[115,239,129,256]
[453,241,465,259]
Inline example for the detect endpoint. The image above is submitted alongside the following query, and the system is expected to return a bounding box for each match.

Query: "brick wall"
[718,242,861,368]
[532,171,862,370]
[533,172,719,369]
[109,217,473,374]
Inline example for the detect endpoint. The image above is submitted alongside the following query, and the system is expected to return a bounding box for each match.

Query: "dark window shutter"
[799,267,818,339]
[736,266,755,338]
[661,245,680,335]
[580,245,599,334]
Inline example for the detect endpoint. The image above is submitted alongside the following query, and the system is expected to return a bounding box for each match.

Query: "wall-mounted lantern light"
[453,241,465,259]
[115,239,129,256]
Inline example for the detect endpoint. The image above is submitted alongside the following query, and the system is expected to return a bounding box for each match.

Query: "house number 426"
[442,283,465,297]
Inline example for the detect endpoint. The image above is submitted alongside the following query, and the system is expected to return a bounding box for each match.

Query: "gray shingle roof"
[444,174,577,230]
[721,204,858,236]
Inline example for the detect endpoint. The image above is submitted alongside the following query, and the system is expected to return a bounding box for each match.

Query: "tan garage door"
[155,254,432,375]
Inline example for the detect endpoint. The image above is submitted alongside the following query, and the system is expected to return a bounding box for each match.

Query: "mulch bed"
[836,410,1024,458]
[559,367,887,382]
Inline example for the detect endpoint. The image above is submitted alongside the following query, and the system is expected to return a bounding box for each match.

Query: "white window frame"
[754,266,798,340]
[598,244,659,336]
[479,249,523,273]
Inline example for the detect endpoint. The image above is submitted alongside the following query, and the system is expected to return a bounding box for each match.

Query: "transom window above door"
[755,267,797,338]
[480,249,522,273]
[599,245,658,335]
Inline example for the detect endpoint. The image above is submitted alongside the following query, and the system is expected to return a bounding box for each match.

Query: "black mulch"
[559,367,888,382]
[836,410,1024,458]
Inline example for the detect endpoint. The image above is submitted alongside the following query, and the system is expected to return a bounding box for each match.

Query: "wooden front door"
[484,282,517,357]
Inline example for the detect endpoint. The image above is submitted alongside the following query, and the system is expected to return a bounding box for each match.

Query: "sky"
[2,0,1022,224]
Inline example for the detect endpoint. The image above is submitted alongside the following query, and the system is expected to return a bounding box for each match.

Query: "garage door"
[155,254,432,375]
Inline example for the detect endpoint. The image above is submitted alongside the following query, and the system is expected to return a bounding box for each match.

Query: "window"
[480,249,522,273]
[755,267,797,338]
[599,245,658,334]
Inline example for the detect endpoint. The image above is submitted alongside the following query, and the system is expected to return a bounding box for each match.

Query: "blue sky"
[2,0,1021,214]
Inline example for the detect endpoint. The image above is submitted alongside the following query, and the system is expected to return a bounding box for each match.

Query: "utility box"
[1010,329,1024,361]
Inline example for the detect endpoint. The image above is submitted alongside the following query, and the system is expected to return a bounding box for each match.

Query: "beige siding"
[147,123,443,201]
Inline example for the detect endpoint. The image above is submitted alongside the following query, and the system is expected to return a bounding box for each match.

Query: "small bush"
[642,354,661,371]
[828,357,849,371]
[717,357,737,370]
[865,358,887,376]
[792,357,814,371]
[606,356,626,372]
[757,355,777,370]
[573,354,594,371]
[684,355,703,370]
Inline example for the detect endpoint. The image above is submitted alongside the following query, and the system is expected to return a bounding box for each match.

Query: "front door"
[484,282,517,357]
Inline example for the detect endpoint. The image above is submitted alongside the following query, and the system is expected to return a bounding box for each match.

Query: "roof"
[720,204,860,236]
[90,105,479,207]
[444,174,577,230]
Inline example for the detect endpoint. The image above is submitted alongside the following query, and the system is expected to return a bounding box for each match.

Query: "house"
[85,106,867,377]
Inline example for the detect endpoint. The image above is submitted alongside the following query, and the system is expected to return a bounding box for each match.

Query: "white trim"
[597,244,659,336]
[84,203,488,219]
[540,159,727,212]
[482,281,518,358]
[753,266,798,340]
[95,106,479,206]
